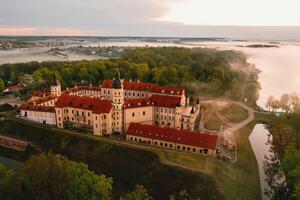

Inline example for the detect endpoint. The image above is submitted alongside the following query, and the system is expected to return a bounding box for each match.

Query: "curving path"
[199,98,255,163]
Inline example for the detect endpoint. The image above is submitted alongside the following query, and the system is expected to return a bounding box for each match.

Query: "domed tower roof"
[112,68,122,89]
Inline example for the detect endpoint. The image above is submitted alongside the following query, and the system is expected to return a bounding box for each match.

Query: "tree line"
[0,153,192,200]
[0,47,260,104]
[266,93,300,112]
[264,111,300,199]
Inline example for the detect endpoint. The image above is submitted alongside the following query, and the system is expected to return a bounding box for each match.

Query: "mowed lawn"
[158,123,261,200]
[220,103,249,123]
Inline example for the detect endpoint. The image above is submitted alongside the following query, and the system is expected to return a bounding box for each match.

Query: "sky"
[1,0,300,39]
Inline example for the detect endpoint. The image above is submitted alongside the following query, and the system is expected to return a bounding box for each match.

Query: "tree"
[0,77,4,93]
[4,152,113,200]
[266,95,275,111]
[120,185,152,200]
[13,90,21,99]
[271,99,280,112]
[169,190,192,200]
[280,93,291,113]
[0,164,12,199]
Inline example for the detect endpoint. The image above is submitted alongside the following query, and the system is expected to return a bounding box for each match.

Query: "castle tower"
[111,68,124,133]
[50,73,61,96]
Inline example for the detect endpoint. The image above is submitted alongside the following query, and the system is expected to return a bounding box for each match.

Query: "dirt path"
[199,98,255,163]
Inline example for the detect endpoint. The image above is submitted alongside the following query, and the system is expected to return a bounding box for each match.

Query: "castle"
[20,71,218,156]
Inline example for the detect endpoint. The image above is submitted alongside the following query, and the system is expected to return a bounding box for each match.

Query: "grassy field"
[220,103,249,123]
[204,113,225,131]
[160,122,261,200]
[0,117,224,200]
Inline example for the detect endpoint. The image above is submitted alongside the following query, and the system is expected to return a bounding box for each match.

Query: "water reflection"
[249,124,273,200]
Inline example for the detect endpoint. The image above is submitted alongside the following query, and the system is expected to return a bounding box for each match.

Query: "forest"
[0,47,261,104]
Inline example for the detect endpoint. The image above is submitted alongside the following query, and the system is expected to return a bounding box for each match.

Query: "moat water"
[249,124,273,200]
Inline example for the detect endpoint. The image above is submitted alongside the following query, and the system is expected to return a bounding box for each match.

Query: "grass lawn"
[254,112,274,124]
[204,113,225,131]
[220,103,249,123]
[158,122,261,200]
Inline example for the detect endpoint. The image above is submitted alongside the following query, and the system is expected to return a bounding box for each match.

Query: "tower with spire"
[50,73,61,96]
[111,68,124,133]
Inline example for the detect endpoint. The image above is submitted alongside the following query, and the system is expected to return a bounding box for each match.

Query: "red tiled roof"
[124,98,153,108]
[101,80,184,95]
[55,94,112,114]
[127,123,218,150]
[20,104,55,113]
[31,91,52,98]
[149,85,184,95]
[151,94,182,108]
[4,84,25,92]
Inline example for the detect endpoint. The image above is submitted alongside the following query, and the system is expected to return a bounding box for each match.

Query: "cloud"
[0,0,172,28]
[0,0,300,39]
[0,27,97,36]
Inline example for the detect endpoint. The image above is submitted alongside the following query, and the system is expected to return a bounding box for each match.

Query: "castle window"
[193,148,196,152]
[143,111,146,116]
[183,147,186,150]
[132,112,135,117]
[204,149,208,154]
[177,146,180,149]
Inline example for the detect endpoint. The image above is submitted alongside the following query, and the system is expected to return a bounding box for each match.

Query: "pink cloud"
[0,27,97,36]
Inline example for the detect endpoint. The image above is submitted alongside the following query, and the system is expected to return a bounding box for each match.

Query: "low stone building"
[126,123,218,156]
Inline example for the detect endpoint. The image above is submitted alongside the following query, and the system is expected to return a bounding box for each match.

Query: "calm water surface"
[249,124,273,200]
